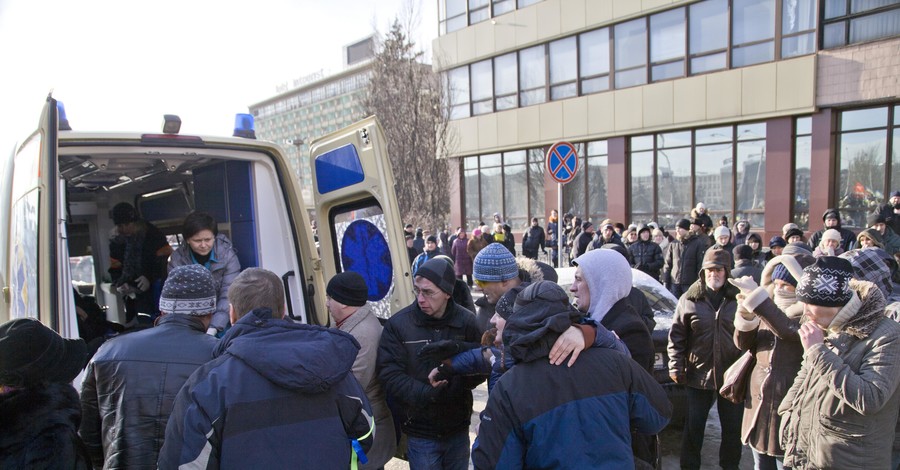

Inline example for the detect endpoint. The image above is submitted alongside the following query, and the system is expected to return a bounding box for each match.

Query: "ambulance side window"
[9,137,42,319]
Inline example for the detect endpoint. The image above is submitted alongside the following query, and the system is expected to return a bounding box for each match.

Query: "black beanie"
[796,257,854,307]
[415,258,456,295]
[676,218,691,230]
[326,271,369,307]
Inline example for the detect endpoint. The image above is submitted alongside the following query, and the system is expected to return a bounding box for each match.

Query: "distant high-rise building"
[249,36,376,202]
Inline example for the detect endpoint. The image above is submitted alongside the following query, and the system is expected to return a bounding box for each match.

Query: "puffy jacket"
[663,233,708,287]
[629,239,664,279]
[159,308,373,469]
[521,225,546,256]
[80,314,218,469]
[668,280,742,389]
[778,281,900,469]
[377,301,484,440]
[168,233,241,331]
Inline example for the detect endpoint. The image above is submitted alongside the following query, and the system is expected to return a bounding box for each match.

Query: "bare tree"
[364,18,455,232]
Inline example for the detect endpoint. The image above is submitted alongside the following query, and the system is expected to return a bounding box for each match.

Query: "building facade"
[434,0,900,240]
[249,37,375,202]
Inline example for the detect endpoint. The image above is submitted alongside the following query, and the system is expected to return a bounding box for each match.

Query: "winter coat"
[411,248,441,276]
[779,281,900,470]
[732,221,751,246]
[80,314,218,469]
[629,239,664,279]
[158,308,373,469]
[109,219,170,287]
[521,225,546,257]
[451,237,473,277]
[733,252,811,458]
[603,296,655,373]
[377,300,484,440]
[501,231,516,256]
[573,230,594,259]
[668,280,742,390]
[474,295,495,335]
[731,259,762,285]
[882,226,900,255]
[1,382,92,469]
[662,233,708,287]
[810,227,856,252]
[168,233,241,331]
[335,304,396,470]
[452,278,476,314]
[467,236,488,262]
[693,211,714,234]
[471,285,670,470]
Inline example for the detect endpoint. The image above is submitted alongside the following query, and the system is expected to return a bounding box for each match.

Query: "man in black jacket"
[521,217,546,260]
[808,208,856,252]
[663,218,709,298]
[80,265,219,469]
[377,259,485,469]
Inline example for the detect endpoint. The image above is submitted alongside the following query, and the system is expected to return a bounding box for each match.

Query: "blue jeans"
[751,448,784,470]
[680,387,743,470]
[407,431,470,470]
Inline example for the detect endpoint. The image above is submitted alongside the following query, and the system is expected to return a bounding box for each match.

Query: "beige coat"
[778,281,900,469]
[337,304,396,469]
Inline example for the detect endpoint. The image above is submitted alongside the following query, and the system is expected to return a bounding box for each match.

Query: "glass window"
[696,143,734,213]
[580,28,611,94]
[794,117,812,229]
[824,0,847,18]
[736,139,767,227]
[448,67,470,119]
[823,0,900,48]
[470,59,493,115]
[504,152,528,228]
[631,150,655,216]
[732,0,776,67]
[563,150,587,219]
[689,0,728,73]
[518,0,540,7]
[838,129,887,227]
[494,53,518,110]
[480,154,504,223]
[444,0,468,33]
[650,8,686,81]
[853,0,900,13]
[850,8,900,44]
[657,147,693,217]
[470,0,490,24]
[464,157,480,227]
[493,0,515,16]
[782,0,817,58]
[549,37,577,100]
[519,45,547,106]
[842,107,889,131]
[614,18,648,88]
[892,127,900,195]
[528,149,545,225]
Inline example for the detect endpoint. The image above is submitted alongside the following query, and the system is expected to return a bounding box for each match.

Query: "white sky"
[0,0,437,153]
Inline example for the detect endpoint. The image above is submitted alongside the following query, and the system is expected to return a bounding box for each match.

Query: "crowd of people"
[6,196,900,469]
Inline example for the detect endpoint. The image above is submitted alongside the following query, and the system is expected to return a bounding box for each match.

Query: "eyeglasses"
[412,287,441,298]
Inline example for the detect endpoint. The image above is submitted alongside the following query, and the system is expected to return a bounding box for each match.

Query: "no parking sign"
[546,141,578,184]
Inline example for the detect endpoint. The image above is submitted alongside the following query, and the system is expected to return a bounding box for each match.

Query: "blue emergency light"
[57,101,72,131]
[233,113,256,139]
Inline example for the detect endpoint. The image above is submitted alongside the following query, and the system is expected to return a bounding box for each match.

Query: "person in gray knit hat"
[80,264,219,468]
[779,256,900,469]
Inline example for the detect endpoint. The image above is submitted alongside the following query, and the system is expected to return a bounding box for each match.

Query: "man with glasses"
[377,258,484,470]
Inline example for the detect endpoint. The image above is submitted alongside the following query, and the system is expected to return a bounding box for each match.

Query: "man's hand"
[799,322,825,350]
[669,372,685,384]
[549,326,585,367]
[427,367,448,388]
[135,275,151,292]
[417,340,461,362]
[728,276,759,294]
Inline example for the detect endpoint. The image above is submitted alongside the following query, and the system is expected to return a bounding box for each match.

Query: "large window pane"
[733,0,776,44]
[631,150,655,215]
[850,8,900,44]
[657,147,692,215]
[480,164,504,224]
[783,33,816,58]
[823,22,847,47]
[736,140,766,227]
[842,107,889,131]
[580,28,610,78]
[690,0,728,54]
[493,0,515,16]
[471,59,493,115]
[550,37,577,100]
[733,41,775,67]
[504,162,528,228]
[464,160,480,228]
[519,45,547,106]
[892,128,900,194]
[783,0,818,33]
[696,143,734,212]
[795,130,812,230]
[528,149,545,225]
[448,67,470,119]
[691,53,727,74]
[494,53,518,110]
[615,18,648,70]
[563,153,587,217]
[651,8,686,63]
[825,0,848,18]
[838,130,888,227]
[853,0,900,13]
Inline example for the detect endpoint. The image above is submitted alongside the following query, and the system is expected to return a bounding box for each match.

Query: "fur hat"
[159,265,217,316]
[415,258,456,295]
[326,271,368,307]
[796,257,854,307]
[473,243,519,283]
[0,319,88,387]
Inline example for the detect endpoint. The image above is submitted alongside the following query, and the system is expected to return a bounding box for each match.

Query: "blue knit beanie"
[473,243,518,282]
[771,264,797,287]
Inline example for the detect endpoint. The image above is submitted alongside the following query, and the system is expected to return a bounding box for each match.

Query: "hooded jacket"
[629,227,664,279]
[168,233,241,331]
[663,232,708,287]
[80,314,218,469]
[733,252,813,457]
[732,220,752,246]
[158,308,374,469]
[668,273,742,389]
[471,282,670,470]
[778,281,900,469]
[809,209,856,252]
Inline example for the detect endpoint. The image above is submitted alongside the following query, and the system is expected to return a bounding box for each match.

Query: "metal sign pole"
[558,183,564,267]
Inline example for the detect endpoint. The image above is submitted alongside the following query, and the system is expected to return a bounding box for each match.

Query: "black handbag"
[719,350,756,404]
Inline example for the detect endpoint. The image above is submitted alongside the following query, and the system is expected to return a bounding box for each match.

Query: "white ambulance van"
[0,95,414,341]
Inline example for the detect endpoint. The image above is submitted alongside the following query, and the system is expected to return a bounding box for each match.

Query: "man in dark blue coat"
[159,268,373,469]
[472,281,670,469]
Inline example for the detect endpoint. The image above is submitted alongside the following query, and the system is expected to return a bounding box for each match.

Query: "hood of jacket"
[824,280,887,339]
[503,281,583,363]
[214,308,360,393]
[573,249,632,322]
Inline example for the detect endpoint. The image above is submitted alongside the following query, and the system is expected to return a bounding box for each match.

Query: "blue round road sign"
[546,141,578,184]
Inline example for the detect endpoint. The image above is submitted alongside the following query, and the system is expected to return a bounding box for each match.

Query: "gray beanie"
[159,265,217,316]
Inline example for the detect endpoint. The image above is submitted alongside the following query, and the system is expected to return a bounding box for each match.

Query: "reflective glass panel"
[471,59,493,115]
[783,0,818,33]
[615,18,648,70]
[696,126,733,144]
[494,52,518,110]
[615,68,647,89]
[733,0,776,44]
[448,67,470,119]
[519,45,547,105]
[852,0,900,13]
[631,151,655,214]
[850,8,900,44]
[504,149,527,165]
[892,128,900,194]
[528,154,545,220]
[690,0,728,54]
[480,165,504,222]
[691,53,727,74]
[652,61,685,81]
[824,0,847,18]
[493,0,515,15]
[587,154,609,219]
[738,123,767,141]
[838,129,888,227]
[550,37,577,84]
[736,140,766,227]
[651,8,686,62]
[783,33,816,58]
[632,135,655,151]
[696,143,734,212]
[657,147,692,215]
[842,107,889,131]
[580,28,610,77]
[504,163,527,226]
[464,168,480,223]
[732,41,775,67]
[794,134,812,229]
[659,131,693,148]
[823,22,847,48]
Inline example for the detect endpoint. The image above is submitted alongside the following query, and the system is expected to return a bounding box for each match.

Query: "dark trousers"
[681,386,743,470]
[671,283,691,299]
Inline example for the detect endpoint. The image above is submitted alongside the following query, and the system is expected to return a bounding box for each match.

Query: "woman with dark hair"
[168,212,241,336]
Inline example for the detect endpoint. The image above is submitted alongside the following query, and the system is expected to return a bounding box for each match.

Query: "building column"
[808,109,835,235]
[448,158,464,230]
[765,117,793,242]
[608,136,628,224]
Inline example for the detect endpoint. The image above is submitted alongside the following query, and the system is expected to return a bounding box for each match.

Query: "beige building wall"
[816,37,900,107]
[447,56,816,157]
